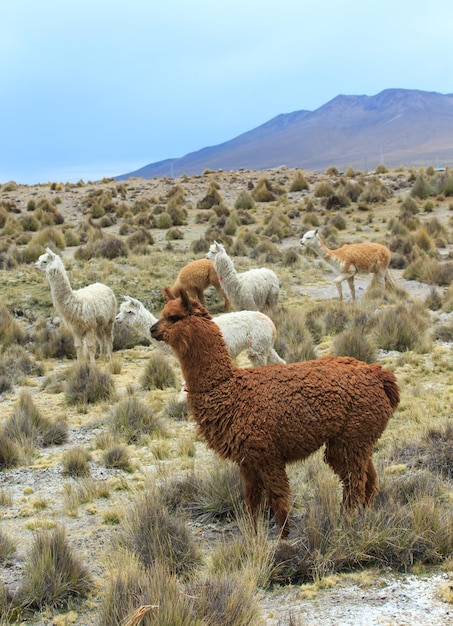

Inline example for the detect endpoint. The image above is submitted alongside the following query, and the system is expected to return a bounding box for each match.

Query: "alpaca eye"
[168,315,180,323]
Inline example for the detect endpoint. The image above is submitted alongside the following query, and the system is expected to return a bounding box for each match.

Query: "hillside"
[116,89,453,179]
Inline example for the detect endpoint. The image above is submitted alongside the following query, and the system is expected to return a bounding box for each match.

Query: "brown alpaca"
[170,258,231,311]
[151,288,400,538]
[300,228,395,302]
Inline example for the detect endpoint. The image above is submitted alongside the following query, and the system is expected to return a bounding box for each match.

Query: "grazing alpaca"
[35,248,117,363]
[170,258,231,311]
[151,288,400,538]
[206,241,280,312]
[300,228,394,302]
[116,295,285,367]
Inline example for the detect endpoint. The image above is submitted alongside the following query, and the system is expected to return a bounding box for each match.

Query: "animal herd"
[34,232,400,538]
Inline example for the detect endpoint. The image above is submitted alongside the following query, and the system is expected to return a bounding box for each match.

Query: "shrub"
[186,573,260,626]
[197,182,224,209]
[273,309,316,363]
[126,227,154,250]
[30,226,66,251]
[61,446,91,477]
[0,529,16,562]
[103,444,133,471]
[0,303,26,349]
[140,353,177,390]
[400,195,419,216]
[330,214,347,230]
[162,396,191,421]
[99,555,157,626]
[167,204,187,226]
[262,209,292,239]
[251,178,276,202]
[0,345,43,385]
[117,491,200,577]
[155,212,173,229]
[410,174,432,199]
[325,166,339,176]
[289,169,309,192]
[358,181,391,204]
[65,363,117,406]
[303,212,320,227]
[109,393,165,443]
[16,526,91,610]
[234,191,255,211]
[191,236,210,254]
[373,302,431,352]
[314,181,334,198]
[332,325,377,363]
[3,390,68,451]
[0,433,20,469]
[166,227,184,240]
[75,234,128,260]
[282,249,301,267]
[20,214,41,232]
[33,198,64,225]
[33,324,76,360]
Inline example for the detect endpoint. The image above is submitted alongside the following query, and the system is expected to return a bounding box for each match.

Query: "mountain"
[116,89,453,179]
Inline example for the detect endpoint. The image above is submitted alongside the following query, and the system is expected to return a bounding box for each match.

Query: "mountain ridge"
[116,88,453,179]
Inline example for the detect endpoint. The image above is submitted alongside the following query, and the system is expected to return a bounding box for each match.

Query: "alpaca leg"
[261,466,291,538]
[195,288,206,305]
[347,276,355,302]
[333,276,344,301]
[221,291,231,312]
[364,457,379,505]
[85,330,97,364]
[324,444,367,511]
[240,465,265,529]
[102,322,114,360]
[267,348,286,365]
[375,270,385,288]
[73,335,84,362]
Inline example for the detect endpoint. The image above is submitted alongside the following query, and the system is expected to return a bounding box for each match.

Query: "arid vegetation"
[0,165,452,624]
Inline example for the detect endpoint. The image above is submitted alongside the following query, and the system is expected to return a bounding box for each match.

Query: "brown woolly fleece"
[151,288,400,538]
[170,258,231,311]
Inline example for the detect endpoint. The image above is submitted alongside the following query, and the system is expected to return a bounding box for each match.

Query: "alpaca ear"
[179,289,193,314]
[214,241,222,251]
[46,247,55,256]
[163,287,176,302]
[314,228,318,235]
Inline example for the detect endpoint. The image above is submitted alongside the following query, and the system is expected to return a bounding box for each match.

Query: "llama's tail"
[376,366,400,410]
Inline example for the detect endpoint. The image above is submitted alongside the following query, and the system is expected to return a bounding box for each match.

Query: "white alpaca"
[300,228,394,302]
[116,295,285,367]
[205,241,280,312]
[35,248,117,363]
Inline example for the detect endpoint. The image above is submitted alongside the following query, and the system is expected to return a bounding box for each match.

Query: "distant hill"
[116,89,453,179]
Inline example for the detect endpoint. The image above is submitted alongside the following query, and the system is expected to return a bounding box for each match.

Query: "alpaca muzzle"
[150,322,163,341]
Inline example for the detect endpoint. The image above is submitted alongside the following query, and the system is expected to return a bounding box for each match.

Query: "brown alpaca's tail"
[376,367,400,410]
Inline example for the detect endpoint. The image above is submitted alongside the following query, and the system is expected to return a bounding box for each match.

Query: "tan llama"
[300,228,394,302]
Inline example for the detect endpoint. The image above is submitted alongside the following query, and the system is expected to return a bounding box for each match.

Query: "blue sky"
[2,0,453,184]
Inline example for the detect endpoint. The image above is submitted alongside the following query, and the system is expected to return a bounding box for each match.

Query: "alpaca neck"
[47,261,75,313]
[137,307,158,339]
[214,252,237,287]
[314,237,343,271]
[170,317,234,393]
